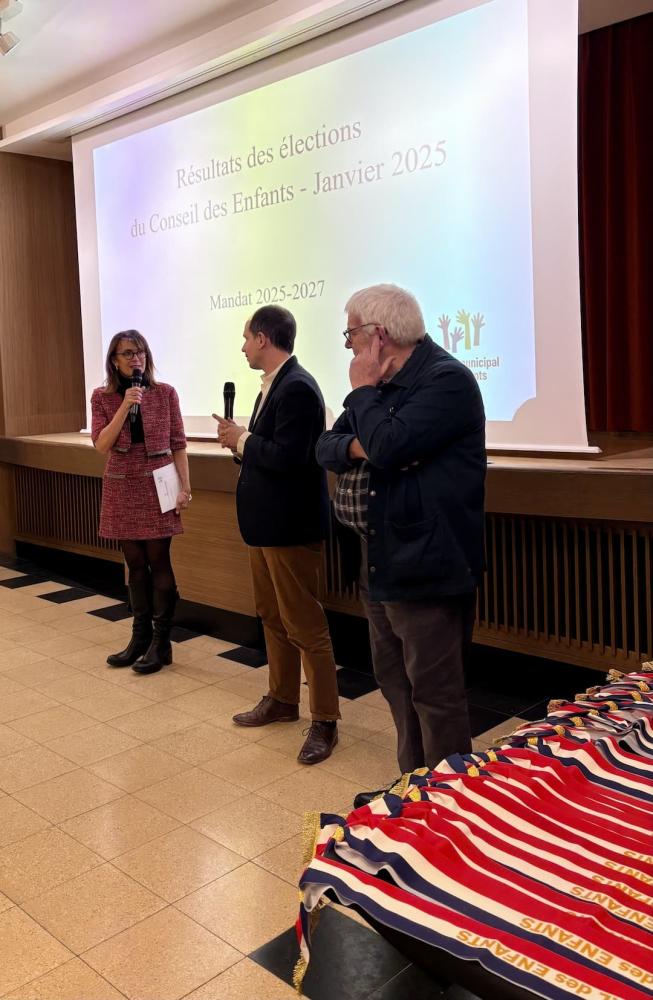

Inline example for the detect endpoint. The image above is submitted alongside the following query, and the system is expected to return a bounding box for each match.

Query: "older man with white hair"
[316,284,486,806]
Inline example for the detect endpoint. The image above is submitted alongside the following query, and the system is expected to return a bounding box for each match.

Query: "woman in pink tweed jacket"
[91,329,191,675]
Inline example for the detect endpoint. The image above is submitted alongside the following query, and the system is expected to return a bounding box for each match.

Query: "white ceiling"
[1,0,652,129]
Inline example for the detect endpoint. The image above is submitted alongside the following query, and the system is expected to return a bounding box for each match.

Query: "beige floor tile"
[191,794,300,860]
[176,863,298,953]
[150,723,251,766]
[253,834,306,886]
[9,705,97,743]
[201,743,301,791]
[184,957,296,1000]
[172,656,248,685]
[0,888,12,912]
[14,582,71,598]
[166,641,213,666]
[135,768,246,823]
[209,712,272,741]
[0,723,36,758]
[0,568,25,581]
[83,906,241,1000]
[365,726,398,752]
[77,622,135,646]
[0,797,51,848]
[108,703,199,741]
[257,768,359,817]
[0,745,77,793]
[0,674,27,697]
[27,634,100,658]
[112,826,245,902]
[213,670,271,701]
[23,862,166,954]
[52,612,111,634]
[34,673,120,704]
[164,686,251,721]
[53,646,118,671]
[88,744,190,792]
[0,827,102,902]
[0,636,21,654]
[121,670,205,702]
[54,595,121,614]
[319,741,399,788]
[0,907,73,996]
[16,603,78,624]
[355,688,389,711]
[45,724,141,765]
[15,768,124,823]
[60,795,181,860]
[0,647,50,671]
[4,623,63,646]
[257,723,358,758]
[337,700,394,739]
[2,659,83,688]
[69,686,156,721]
[184,636,238,655]
[3,957,125,1000]
[0,689,60,724]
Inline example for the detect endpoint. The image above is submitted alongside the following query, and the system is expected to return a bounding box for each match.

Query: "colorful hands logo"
[437,311,485,353]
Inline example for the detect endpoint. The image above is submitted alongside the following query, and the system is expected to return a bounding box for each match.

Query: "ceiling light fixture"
[0,28,19,54]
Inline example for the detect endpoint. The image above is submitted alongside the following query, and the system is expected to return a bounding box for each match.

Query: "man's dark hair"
[249,305,296,354]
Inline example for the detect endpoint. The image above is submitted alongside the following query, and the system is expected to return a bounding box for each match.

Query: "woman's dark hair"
[249,306,296,354]
[103,330,157,393]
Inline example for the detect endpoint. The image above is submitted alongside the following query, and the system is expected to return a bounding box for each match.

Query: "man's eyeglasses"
[115,349,146,360]
[342,323,380,346]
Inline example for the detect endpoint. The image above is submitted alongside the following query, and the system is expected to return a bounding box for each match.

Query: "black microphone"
[223,381,235,420]
[130,368,142,423]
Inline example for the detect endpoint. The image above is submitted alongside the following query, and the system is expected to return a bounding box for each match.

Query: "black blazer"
[236,356,330,547]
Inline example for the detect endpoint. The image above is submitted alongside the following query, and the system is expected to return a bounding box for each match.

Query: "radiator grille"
[12,468,652,669]
[14,467,120,557]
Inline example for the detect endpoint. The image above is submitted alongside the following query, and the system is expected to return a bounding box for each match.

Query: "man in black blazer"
[215,305,340,763]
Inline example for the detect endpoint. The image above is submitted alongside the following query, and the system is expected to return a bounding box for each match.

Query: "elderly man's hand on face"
[213,414,247,451]
[349,333,396,390]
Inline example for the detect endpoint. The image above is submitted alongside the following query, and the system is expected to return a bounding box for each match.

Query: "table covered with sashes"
[296,666,653,1000]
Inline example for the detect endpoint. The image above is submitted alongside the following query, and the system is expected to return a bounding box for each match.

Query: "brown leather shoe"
[232,695,299,728]
[297,722,338,765]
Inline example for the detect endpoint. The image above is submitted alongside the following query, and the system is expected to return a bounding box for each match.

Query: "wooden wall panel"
[172,489,255,616]
[0,153,85,436]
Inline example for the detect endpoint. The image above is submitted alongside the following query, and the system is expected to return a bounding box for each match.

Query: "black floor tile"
[465,683,536,717]
[39,587,94,604]
[369,961,447,998]
[169,625,201,643]
[218,645,268,668]
[250,908,409,1000]
[337,668,379,700]
[468,703,512,738]
[88,603,132,622]
[0,573,51,589]
[518,698,551,722]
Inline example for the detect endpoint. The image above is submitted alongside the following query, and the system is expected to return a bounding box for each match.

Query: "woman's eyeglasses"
[115,350,146,361]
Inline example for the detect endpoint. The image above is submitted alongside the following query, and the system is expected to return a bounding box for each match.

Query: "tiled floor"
[0,557,602,1000]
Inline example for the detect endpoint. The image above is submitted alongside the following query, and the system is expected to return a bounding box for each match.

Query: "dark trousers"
[359,552,474,773]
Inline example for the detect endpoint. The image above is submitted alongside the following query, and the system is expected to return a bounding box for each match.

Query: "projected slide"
[92,0,534,430]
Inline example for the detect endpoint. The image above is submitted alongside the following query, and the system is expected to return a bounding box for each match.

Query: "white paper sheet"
[152,462,181,513]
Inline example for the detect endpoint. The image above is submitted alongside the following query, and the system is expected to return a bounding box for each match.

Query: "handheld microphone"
[223,381,235,420]
[130,368,142,423]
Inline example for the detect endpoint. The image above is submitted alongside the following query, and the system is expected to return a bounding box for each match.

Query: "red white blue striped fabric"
[297,668,653,1000]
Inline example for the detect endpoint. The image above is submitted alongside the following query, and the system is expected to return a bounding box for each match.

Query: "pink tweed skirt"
[99,444,184,541]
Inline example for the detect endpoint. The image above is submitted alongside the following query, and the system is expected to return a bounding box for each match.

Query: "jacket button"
[369,528,376,536]
[369,566,376,573]
[370,490,376,497]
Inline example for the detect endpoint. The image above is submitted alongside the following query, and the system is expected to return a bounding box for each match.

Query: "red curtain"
[579,13,653,432]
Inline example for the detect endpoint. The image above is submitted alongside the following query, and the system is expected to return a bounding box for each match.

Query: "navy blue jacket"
[315,336,486,601]
[236,356,330,547]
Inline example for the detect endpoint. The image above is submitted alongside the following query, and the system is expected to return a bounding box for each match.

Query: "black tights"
[121,538,175,592]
